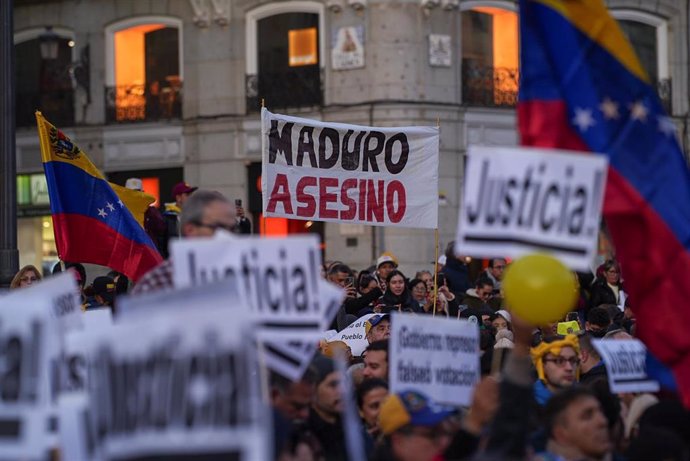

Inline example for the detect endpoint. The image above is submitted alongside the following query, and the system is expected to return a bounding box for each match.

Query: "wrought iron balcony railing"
[105,79,182,123]
[246,69,322,112]
[17,89,74,127]
[462,63,519,108]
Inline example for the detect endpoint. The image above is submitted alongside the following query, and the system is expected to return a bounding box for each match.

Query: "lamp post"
[0,0,18,288]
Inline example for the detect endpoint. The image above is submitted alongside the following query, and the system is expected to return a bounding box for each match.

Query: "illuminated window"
[289,27,318,66]
[106,18,181,123]
[461,6,519,107]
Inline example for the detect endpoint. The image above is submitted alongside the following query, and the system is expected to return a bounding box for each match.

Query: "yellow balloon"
[503,253,578,325]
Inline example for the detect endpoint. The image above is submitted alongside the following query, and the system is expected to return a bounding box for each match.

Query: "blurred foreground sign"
[456,146,608,271]
[593,339,660,394]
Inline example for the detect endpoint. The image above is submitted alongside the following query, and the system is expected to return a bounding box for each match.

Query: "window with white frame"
[105,17,182,123]
[461,2,519,107]
[612,11,670,111]
[245,2,325,112]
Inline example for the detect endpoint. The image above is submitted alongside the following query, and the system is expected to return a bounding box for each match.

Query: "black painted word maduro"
[268,120,410,174]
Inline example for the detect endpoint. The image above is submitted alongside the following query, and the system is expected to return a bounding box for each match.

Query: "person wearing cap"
[531,334,581,406]
[365,314,391,344]
[88,276,116,310]
[132,190,236,295]
[162,181,198,250]
[306,355,346,461]
[125,178,167,257]
[375,254,398,291]
[373,390,455,461]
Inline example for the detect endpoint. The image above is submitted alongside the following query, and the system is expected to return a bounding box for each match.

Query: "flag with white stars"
[519,0,690,407]
[36,112,162,281]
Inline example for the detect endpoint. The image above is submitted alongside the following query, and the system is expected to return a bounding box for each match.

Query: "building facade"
[13,0,689,276]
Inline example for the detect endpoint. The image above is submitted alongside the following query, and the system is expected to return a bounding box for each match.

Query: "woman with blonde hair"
[10,265,42,289]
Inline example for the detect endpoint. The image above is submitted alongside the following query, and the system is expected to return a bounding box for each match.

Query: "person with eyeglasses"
[531,334,581,407]
[589,259,625,311]
[484,258,507,295]
[9,265,42,289]
[132,190,237,295]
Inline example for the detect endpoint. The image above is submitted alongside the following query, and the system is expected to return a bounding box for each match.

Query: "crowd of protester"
[8,185,689,461]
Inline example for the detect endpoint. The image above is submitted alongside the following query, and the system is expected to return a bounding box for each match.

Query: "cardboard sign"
[262,108,439,229]
[172,234,326,328]
[0,273,81,459]
[84,304,267,460]
[389,314,480,406]
[456,145,608,270]
[328,314,376,357]
[593,339,660,393]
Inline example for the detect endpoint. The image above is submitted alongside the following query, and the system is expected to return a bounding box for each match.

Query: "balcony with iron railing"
[246,69,322,112]
[462,63,673,115]
[105,78,182,123]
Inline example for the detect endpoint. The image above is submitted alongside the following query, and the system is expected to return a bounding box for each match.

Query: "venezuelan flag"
[36,112,162,281]
[519,0,690,405]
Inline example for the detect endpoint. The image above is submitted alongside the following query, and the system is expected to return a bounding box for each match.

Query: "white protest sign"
[85,305,267,461]
[172,234,325,328]
[0,273,81,459]
[329,314,376,357]
[389,314,480,406]
[593,339,660,394]
[455,145,608,271]
[262,108,439,228]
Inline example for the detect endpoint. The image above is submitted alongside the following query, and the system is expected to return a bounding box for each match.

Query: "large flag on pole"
[36,112,162,281]
[518,0,690,406]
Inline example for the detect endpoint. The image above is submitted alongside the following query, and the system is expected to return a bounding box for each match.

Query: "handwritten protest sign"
[0,273,81,459]
[593,339,660,393]
[456,146,608,271]
[328,313,376,357]
[84,304,266,460]
[262,108,439,228]
[389,314,479,406]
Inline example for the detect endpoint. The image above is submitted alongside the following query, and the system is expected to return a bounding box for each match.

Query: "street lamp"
[39,26,59,60]
[0,0,18,288]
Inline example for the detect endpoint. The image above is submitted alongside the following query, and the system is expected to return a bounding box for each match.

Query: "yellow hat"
[530,334,580,382]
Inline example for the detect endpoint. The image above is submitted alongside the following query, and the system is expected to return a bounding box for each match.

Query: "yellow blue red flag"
[519,0,690,405]
[36,112,162,281]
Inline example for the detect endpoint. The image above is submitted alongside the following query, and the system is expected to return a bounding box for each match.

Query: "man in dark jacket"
[441,241,472,299]
[578,332,608,386]
[306,355,347,461]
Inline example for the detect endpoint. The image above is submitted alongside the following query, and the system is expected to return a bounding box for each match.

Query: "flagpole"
[432,117,440,316]
[0,0,18,288]
[261,97,267,236]
[433,228,439,316]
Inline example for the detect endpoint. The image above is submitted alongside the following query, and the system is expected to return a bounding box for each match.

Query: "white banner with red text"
[261,108,439,228]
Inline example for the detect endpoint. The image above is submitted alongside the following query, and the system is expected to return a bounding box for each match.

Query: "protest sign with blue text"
[456,146,608,271]
[389,314,479,406]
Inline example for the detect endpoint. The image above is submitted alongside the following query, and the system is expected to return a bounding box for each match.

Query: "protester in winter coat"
[380,270,416,313]
[306,355,347,461]
[590,259,625,309]
[440,241,472,299]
